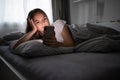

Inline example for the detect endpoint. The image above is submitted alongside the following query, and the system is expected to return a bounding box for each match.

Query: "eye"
[43,17,47,22]
[44,17,47,21]
[35,21,39,24]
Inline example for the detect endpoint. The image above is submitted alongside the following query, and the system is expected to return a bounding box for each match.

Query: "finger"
[43,39,53,42]
[28,18,32,25]
[31,19,37,29]
[31,19,36,27]
[43,41,57,45]
[44,35,56,39]
[31,19,34,25]
[27,17,31,21]
[43,37,56,41]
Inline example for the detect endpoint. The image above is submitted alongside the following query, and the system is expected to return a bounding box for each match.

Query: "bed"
[0,23,120,80]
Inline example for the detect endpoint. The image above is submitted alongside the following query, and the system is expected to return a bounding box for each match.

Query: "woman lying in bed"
[12,8,74,49]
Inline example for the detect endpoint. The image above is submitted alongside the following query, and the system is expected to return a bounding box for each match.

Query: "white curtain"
[70,0,97,25]
[0,0,53,35]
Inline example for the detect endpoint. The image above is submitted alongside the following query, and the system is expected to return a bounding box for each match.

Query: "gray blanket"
[0,46,120,80]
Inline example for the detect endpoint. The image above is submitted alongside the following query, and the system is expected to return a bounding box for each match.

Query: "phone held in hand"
[43,26,57,47]
[44,26,55,37]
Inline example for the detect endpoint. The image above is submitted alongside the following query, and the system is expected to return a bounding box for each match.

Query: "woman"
[13,8,74,49]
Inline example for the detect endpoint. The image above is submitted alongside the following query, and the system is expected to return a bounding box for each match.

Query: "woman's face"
[32,12,50,34]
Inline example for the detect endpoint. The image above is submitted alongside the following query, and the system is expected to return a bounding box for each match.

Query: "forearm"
[12,30,36,49]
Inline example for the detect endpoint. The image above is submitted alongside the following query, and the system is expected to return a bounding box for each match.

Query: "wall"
[70,0,97,24]
[70,0,79,24]
[70,0,120,24]
[103,0,120,22]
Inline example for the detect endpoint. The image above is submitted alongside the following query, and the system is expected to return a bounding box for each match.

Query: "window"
[0,0,53,24]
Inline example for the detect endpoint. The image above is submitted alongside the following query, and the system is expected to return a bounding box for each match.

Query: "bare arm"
[12,19,37,49]
[42,24,74,47]
[12,30,37,49]
[57,24,74,47]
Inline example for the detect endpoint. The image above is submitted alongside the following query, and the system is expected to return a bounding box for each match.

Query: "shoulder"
[53,19,66,26]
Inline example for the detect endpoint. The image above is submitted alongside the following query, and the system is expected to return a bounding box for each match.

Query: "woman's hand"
[43,35,58,47]
[28,18,37,32]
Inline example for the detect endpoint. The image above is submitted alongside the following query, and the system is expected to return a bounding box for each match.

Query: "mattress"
[0,45,120,80]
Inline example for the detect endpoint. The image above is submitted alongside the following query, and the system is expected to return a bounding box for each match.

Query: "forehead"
[33,12,45,20]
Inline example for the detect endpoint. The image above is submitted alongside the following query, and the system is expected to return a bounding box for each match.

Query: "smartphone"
[44,26,55,37]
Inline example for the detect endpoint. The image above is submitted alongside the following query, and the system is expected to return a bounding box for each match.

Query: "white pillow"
[11,40,74,57]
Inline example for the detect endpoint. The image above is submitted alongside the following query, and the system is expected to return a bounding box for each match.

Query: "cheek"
[36,24,44,31]
[44,22,50,26]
